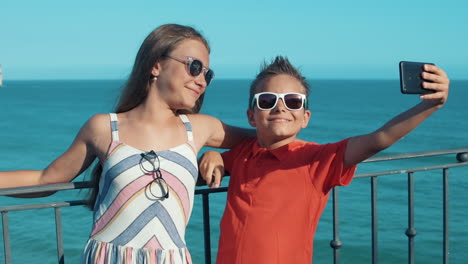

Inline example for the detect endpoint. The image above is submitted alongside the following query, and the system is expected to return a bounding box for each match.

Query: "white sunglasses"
[251,92,307,111]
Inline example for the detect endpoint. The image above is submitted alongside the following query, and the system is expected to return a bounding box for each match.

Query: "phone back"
[399,61,434,94]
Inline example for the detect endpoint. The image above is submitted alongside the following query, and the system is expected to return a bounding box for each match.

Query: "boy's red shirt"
[216,137,357,264]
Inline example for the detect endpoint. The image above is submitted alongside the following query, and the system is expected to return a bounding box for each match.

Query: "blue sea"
[0,79,467,263]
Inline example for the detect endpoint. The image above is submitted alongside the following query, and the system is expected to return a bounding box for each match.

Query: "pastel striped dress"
[81,113,198,264]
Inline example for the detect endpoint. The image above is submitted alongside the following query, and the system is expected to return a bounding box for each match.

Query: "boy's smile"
[248,74,311,149]
[268,117,292,122]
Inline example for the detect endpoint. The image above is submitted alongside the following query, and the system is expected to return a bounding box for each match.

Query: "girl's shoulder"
[80,113,113,157]
[184,113,223,149]
[79,113,112,140]
[185,113,222,128]
[185,113,218,121]
[86,113,111,130]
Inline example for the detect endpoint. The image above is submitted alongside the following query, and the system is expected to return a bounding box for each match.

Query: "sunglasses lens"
[284,94,304,110]
[189,59,203,77]
[258,93,278,110]
[141,151,160,172]
[205,69,214,85]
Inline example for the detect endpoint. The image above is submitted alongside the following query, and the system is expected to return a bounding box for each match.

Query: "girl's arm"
[0,114,107,194]
[190,114,255,150]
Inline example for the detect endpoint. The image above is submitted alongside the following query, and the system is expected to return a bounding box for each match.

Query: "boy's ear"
[247,109,256,127]
[302,110,312,128]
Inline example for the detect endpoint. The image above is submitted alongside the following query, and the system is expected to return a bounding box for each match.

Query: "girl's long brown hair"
[86,24,210,209]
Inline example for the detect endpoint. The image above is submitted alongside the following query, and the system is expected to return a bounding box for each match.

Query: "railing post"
[443,168,449,264]
[371,176,378,264]
[55,207,65,264]
[406,172,416,264]
[1,211,11,264]
[202,193,212,264]
[330,187,342,264]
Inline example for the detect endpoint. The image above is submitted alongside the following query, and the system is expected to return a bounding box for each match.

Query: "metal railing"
[1,148,467,264]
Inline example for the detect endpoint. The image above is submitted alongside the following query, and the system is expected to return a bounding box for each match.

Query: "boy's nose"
[273,98,287,112]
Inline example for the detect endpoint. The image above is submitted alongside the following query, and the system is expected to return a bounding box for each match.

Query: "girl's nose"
[194,73,207,87]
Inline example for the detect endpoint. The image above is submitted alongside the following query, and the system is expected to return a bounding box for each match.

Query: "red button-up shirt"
[217,137,356,264]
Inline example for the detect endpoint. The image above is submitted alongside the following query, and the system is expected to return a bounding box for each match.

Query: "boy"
[199,56,450,263]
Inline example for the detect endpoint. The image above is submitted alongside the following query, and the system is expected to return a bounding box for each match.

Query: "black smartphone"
[399,61,435,94]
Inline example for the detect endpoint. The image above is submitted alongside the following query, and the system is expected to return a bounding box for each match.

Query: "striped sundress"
[81,113,198,264]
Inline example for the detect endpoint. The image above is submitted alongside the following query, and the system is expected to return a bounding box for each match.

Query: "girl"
[0,24,251,263]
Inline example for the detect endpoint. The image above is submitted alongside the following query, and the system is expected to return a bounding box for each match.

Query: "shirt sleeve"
[221,149,235,174]
[307,138,357,195]
[221,137,255,176]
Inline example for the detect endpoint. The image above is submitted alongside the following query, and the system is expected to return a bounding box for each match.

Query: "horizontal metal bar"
[0,181,91,196]
[2,162,466,199]
[1,148,466,198]
[363,148,468,163]
[195,187,228,195]
[0,200,87,212]
[354,162,468,178]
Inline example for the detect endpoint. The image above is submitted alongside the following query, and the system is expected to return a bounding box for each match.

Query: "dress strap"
[109,113,120,142]
[106,113,121,156]
[178,114,194,143]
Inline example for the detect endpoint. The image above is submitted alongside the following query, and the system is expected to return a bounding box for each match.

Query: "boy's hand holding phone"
[399,61,449,107]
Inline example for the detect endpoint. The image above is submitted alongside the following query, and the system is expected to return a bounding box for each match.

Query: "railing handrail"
[362,147,468,162]
[0,181,91,197]
[1,147,467,197]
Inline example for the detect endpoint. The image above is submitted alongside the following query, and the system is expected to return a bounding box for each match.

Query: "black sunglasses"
[251,92,307,111]
[165,55,214,86]
[139,150,169,199]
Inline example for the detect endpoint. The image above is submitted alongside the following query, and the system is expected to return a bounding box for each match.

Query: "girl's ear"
[247,109,256,127]
[151,62,162,77]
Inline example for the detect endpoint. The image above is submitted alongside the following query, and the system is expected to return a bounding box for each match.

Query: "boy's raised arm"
[344,64,450,166]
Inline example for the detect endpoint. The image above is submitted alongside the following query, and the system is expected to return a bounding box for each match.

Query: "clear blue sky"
[1,0,467,80]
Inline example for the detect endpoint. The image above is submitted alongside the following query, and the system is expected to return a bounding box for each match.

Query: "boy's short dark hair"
[249,56,310,109]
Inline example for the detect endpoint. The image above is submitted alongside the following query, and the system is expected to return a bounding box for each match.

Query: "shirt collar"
[251,139,305,160]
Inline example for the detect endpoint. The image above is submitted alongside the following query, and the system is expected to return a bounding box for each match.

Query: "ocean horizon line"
[2,77,468,82]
